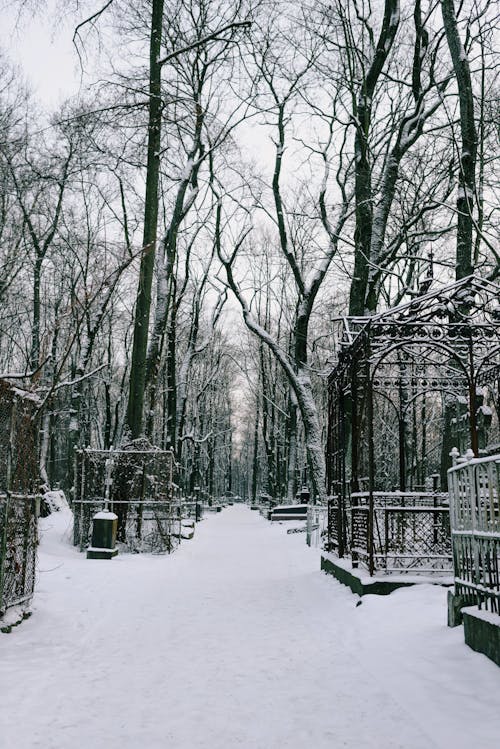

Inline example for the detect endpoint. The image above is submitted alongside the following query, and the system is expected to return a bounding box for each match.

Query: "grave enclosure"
[73,440,179,554]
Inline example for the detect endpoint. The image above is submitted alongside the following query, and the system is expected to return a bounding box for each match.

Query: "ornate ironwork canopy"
[326,276,500,575]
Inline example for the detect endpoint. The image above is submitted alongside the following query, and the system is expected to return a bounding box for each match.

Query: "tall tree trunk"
[286,393,298,501]
[441,0,477,280]
[440,0,478,475]
[164,307,177,449]
[260,345,276,497]
[30,254,43,370]
[348,0,400,315]
[127,0,165,438]
[251,399,260,503]
[39,316,59,490]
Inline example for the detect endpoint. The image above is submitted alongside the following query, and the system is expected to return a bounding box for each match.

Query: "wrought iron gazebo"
[326,276,500,575]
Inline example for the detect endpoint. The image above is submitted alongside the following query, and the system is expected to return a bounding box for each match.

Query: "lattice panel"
[453,535,500,614]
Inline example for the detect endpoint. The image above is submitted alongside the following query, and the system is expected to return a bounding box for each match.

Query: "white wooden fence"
[448,451,500,613]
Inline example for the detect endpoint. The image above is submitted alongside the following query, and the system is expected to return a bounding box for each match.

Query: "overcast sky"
[1,2,83,107]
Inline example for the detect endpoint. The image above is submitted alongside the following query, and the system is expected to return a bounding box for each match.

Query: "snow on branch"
[0,356,51,381]
[50,364,107,392]
[180,427,232,444]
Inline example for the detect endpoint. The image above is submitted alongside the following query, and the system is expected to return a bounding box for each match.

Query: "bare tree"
[3,121,76,369]
[126,0,252,439]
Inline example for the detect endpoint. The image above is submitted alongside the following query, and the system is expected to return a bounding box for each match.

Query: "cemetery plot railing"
[328,492,452,574]
[448,454,500,613]
[73,498,178,554]
[74,446,178,554]
[327,496,348,555]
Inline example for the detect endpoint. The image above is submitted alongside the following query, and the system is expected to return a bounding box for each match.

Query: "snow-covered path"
[1,506,499,749]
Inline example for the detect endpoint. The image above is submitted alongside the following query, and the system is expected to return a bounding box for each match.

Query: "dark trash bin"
[87,511,118,559]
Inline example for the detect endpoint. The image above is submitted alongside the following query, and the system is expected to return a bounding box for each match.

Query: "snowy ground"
[1,506,499,749]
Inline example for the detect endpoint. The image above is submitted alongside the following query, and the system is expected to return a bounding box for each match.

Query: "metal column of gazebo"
[326,276,500,576]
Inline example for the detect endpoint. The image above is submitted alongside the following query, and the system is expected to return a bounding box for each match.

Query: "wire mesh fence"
[73,442,179,554]
[0,493,38,615]
[0,380,40,619]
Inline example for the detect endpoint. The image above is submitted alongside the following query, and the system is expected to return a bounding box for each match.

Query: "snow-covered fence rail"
[73,443,178,554]
[448,453,500,614]
[0,380,40,620]
[328,492,452,575]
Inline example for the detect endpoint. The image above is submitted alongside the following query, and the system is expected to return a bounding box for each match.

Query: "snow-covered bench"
[269,504,308,521]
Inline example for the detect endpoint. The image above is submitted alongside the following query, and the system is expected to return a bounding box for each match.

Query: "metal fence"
[306,505,328,548]
[448,452,500,613]
[327,491,452,574]
[0,380,40,619]
[0,493,38,616]
[73,445,178,554]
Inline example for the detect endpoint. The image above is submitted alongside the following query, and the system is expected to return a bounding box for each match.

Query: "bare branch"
[158,21,252,66]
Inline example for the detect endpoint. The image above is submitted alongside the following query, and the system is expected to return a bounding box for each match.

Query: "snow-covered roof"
[342,275,500,341]
[330,275,500,381]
